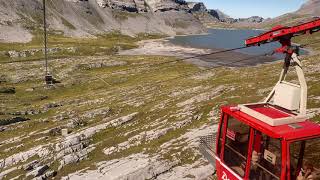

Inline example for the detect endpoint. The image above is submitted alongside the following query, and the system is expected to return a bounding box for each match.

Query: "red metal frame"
[245,18,320,54]
[244,128,255,179]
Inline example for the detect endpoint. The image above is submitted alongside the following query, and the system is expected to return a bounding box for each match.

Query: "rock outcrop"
[64,153,179,180]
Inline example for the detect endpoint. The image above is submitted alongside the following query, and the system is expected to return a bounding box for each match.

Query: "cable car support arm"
[244,19,320,115]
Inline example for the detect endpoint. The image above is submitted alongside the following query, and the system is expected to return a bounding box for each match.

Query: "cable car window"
[290,137,320,180]
[249,131,281,180]
[223,117,250,177]
[217,114,225,157]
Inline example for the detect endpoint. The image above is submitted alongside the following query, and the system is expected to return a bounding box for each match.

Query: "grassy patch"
[0,29,165,63]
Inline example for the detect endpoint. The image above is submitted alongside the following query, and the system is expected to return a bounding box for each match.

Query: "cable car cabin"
[215,104,320,180]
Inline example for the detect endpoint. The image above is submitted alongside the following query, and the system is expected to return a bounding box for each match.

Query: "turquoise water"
[169,29,306,59]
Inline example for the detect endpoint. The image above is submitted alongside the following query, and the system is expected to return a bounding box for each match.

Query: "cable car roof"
[222,105,320,141]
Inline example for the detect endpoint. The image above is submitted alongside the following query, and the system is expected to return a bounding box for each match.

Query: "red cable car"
[207,20,320,180]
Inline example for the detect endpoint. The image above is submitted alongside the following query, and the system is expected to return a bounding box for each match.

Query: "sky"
[189,0,307,18]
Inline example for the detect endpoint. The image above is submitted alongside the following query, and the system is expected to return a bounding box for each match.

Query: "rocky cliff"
[0,0,206,43]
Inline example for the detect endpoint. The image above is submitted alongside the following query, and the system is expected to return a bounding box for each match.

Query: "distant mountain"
[186,2,265,28]
[260,0,320,29]
[296,0,320,16]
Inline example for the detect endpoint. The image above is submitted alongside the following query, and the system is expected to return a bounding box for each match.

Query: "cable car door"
[216,113,252,180]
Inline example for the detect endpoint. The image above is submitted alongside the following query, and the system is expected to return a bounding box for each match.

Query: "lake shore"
[119,38,276,68]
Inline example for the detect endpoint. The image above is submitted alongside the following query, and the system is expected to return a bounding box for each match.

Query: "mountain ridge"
[0,0,207,43]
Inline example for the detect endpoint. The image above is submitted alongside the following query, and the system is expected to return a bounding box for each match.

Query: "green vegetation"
[0,29,165,63]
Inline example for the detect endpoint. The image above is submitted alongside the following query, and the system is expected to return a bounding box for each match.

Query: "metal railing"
[199,133,217,167]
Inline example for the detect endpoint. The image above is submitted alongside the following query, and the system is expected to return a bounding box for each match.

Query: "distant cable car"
[204,19,320,180]
[43,0,55,86]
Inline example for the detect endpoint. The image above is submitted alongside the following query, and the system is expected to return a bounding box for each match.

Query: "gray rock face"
[104,0,146,12]
[208,9,230,21]
[65,153,179,179]
[187,2,207,12]
[59,146,95,169]
[0,146,50,170]
[238,16,264,23]
[146,0,188,12]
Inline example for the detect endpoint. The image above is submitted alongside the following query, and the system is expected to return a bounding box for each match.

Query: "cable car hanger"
[234,18,320,126]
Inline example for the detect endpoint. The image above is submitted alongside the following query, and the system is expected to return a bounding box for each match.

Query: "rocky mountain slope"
[0,0,207,43]
[296,0,320,16]
[260,0,320,29]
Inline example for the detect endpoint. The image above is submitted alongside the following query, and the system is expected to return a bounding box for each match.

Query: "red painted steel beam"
[245,18,320,47]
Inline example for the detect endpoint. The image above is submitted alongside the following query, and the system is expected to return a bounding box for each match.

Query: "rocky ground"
[0,31,320,179]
